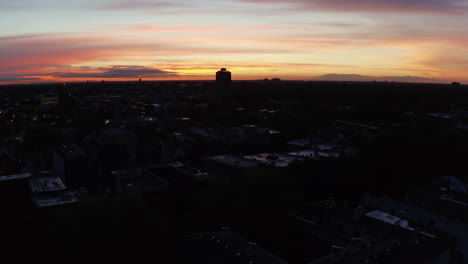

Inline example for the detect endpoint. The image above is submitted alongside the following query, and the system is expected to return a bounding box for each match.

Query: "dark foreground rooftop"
[179,227,288,264]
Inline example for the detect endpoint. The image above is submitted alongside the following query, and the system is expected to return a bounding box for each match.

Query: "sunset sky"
[1,0,468,84]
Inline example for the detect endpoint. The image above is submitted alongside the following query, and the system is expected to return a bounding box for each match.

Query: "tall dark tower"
[216,68,231,88]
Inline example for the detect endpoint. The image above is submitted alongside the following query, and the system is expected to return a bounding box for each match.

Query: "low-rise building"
[0,171,79,210]
[289,199,455,264]
[363,194,467,263]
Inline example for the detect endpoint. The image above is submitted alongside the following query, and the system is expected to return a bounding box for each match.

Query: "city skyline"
[1,0,468,85]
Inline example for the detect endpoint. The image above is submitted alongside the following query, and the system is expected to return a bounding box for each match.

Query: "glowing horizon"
[1,0,467,85]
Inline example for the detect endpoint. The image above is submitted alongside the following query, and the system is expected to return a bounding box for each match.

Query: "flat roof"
[175,166,211,181]
[32,191,79,208]
[287,138,310,147]
[207,155,260,168]
[366,210,411,230]
[288,150,341,159]
[244,153,299,167]
[0,173,32,182]
[29,175,66,193]
[242,125,280,135]
[188,127,220,138]
[426,113,454,119]
[336,120,380,130]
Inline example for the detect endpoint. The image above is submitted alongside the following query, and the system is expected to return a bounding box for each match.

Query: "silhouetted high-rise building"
[53,144,86,189]
[216,68,231,88]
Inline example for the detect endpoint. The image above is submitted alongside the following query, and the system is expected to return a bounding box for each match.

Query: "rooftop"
[244,153,300,167]
[287,138,310,147]
[29,174,66,193]
[173,166,211,182]
[336,120,380,130]
[365,210,413,232]
[32,190,79,208]
[180,227,288,264]
[0,173,32,182]
[188,127,220,139]
[207,155,260,168]
[242,125,280,135]
[288,150,341,159]
[426,113,454,119]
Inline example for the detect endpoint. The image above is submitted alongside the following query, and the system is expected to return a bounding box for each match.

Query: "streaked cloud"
[0,75,41,83]
[1,0,467,84]
[233,0,468,14]
[0,65,177,84]
[51,65,177,78]
[94,1,186,10]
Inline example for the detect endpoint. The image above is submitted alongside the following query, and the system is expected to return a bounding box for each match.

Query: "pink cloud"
[0,34,294,70]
